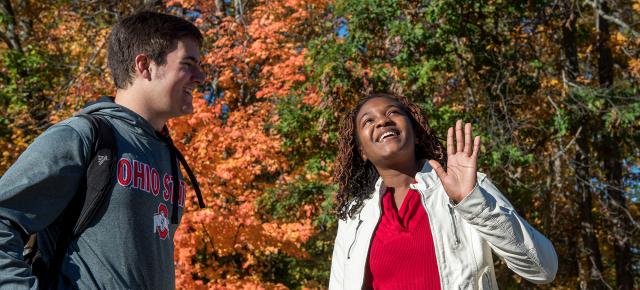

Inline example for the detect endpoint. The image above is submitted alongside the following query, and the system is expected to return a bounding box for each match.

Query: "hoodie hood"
[79,97,161,140]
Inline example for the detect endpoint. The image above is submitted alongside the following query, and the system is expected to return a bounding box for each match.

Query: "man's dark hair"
[107,11,203,89]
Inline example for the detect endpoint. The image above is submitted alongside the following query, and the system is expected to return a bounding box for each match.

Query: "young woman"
[329,93,557,289]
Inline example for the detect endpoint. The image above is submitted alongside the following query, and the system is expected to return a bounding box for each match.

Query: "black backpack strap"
[169,144,205,224]
[158,128,205,224]
[71,114,117,235]
[174,149,205,209]
[41,113,117,289]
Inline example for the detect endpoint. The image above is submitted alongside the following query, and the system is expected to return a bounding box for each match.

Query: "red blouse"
[364,187,441,289]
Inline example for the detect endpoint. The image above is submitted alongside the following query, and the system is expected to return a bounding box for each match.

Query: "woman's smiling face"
[355,97,417,167]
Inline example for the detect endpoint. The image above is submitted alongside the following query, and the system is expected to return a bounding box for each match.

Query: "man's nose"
[193,68,205,84]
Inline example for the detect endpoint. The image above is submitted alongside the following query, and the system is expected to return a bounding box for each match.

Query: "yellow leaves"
[451,103,465,112]
[611,32,631,54]
[634,0,640,13]
[576,75,592,85]
[613,32,628,45]
[540,78,561,91]
[629,58,640,79]
[0,110,38,172]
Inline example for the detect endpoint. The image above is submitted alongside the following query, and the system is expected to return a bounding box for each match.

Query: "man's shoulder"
[54,114,117,138]
[40,115,107,152]
[58,114,97,129]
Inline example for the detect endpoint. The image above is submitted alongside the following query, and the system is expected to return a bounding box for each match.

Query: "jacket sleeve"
[0,123,90,289]
[328,218,348,290]
[452,174,558,284]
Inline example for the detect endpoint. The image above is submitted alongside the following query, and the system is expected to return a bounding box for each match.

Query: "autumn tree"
[2,0,639,288]
[302,0,640,288]
[165,0,331,288]
[0,0,153,171]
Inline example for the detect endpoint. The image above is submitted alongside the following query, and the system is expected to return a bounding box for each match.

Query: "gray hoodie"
[0,101,186,289]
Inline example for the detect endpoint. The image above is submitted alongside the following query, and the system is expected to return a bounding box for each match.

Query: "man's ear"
[134,54,151,80]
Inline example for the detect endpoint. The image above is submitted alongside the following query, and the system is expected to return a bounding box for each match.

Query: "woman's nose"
[375,116,393,127]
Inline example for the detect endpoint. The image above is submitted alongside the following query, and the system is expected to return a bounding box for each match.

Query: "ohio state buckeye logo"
[153,203,169,240]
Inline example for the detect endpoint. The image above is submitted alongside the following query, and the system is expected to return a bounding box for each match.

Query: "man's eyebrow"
[182,56,200,63]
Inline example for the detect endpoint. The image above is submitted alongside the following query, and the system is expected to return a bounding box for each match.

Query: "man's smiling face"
[148,37,205,118]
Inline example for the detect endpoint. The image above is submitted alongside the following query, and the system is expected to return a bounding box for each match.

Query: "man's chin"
[180,104,194,115]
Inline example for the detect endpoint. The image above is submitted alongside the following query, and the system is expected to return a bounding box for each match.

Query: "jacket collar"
[358,160,444,221]
[372,160,440,194]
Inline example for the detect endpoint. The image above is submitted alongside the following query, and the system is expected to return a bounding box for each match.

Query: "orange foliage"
[168,0,328,288]
[0,3,115,171]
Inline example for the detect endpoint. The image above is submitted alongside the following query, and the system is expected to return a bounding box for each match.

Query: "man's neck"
[114,87,166,131]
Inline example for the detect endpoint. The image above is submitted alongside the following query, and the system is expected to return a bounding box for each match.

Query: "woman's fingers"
[447,127,454,156]
[449,120,479,158]
[472,135,481,158]
[464,122,472,156]
[455,120,464,153]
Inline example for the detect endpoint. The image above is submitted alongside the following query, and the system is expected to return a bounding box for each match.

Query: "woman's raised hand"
[428,120,481,203]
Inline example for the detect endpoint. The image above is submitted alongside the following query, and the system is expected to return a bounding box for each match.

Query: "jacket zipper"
[347,219,363,259]
[448,206,461,247]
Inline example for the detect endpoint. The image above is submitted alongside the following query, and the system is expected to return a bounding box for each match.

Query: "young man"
[0,11,205,289]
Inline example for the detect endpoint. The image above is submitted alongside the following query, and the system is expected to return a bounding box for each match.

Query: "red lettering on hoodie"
[143,163,151,193]
[117,158,132,187]
[163,174,172,202]
[132,160,146,190]
[151,168,160,196]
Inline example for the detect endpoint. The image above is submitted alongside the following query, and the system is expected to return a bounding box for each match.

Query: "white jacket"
[329,163,558,289]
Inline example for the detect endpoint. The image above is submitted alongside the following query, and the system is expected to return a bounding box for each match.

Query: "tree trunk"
[563,1,607,289]
[576,130,607,290]
[596,1,633,289]
[596,0,613,88]
[604,148,633,290]
[0,0,24,53]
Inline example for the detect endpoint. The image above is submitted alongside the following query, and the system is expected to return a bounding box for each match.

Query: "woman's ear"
[359,146,368,162]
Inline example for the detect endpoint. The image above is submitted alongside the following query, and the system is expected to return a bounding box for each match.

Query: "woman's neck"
[376,161,419,190]
[377,161,419,208]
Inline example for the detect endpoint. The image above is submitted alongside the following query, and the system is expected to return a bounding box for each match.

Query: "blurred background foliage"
[1,0,639,288]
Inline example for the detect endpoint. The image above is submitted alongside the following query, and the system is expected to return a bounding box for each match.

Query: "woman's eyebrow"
[358,104,402,121]
[358,112,370,122]
[384,104,400,110]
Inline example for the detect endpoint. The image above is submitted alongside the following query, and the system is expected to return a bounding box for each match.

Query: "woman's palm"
[428,120,481,203]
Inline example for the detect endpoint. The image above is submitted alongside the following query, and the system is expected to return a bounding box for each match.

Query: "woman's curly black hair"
[334,93,447,220]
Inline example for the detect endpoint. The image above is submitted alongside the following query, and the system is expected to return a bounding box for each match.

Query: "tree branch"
[583,0,640,38]
[0,0,23,52]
